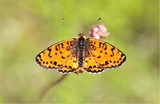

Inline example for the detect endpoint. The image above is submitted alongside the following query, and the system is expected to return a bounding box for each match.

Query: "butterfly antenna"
[84,17,102,32]
[61,17,79,32]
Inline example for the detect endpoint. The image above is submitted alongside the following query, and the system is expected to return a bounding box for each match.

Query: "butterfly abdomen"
[77,36,86,68]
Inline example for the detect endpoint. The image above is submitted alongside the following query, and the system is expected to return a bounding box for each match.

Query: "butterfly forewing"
[35,38,76,69]
[87,38,126,69]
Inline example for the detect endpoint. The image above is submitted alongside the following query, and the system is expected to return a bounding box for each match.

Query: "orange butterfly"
[35,32,126,74]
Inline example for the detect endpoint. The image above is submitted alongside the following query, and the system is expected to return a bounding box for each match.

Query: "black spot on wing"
[61,56,66,59]
[105,61,109,65]
[53,61,57,65]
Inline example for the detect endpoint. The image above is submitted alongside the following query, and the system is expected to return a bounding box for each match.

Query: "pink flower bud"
[89,24,110,40]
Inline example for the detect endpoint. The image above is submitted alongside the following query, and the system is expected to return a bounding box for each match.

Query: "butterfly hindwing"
[83,52,105,73]
[58,55,78,73]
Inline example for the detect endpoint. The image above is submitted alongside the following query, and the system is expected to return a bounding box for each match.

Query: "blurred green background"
[0,0,159,103]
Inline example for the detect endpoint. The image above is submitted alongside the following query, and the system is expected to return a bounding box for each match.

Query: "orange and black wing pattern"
[83,38,126,73]
[35,38,78,73]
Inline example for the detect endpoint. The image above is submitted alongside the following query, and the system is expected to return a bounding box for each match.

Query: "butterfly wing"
[58,55,78,73]
[83,53,104,73]
[35,38,77,73]
[84,38,126,73]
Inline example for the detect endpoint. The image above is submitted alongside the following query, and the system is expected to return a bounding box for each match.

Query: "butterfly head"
[78,32,85,36]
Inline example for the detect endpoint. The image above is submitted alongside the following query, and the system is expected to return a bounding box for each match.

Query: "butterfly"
[35,32,126,74]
